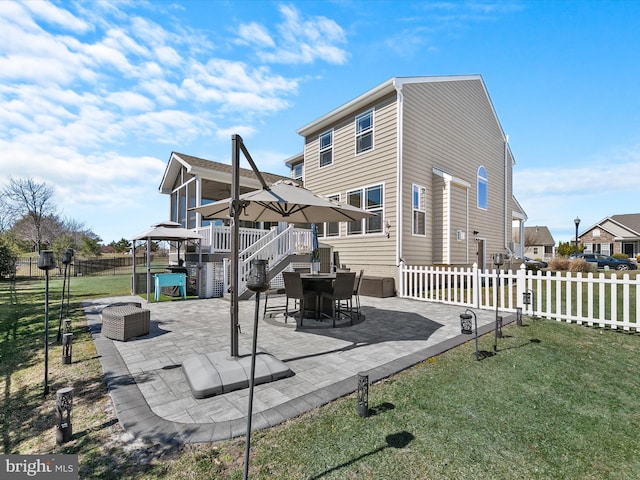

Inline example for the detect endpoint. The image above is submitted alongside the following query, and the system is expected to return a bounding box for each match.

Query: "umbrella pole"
[230,134,241,357]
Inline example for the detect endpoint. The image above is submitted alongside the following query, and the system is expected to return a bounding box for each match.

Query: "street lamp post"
[574,217,581,255]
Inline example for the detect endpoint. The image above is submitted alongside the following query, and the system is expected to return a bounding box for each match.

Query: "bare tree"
[2,177,57,252]
[0,195,11,233]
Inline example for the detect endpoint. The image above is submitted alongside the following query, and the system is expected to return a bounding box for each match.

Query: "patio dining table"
[300,273,336,319]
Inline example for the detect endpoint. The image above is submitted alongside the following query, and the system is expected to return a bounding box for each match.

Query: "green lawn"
[1,276,640,479]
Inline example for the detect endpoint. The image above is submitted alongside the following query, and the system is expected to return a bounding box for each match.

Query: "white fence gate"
[399,263,640,331]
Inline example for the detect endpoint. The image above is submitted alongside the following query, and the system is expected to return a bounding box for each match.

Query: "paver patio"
[83,294,507,444]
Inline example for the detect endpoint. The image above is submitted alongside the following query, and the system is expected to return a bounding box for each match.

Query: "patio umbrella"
[131,221,203,302]
[311,223,319,251]
[192,179,372,223]
[192,136,373,479]
[311,223,320,271]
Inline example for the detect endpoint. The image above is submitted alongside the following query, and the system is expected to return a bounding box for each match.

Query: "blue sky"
[1,1,639,246]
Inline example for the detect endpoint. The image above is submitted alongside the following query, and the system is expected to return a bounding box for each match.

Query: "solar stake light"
[243,259,270,480]
[357,372,369,417]
[55,387,73,444]
[460,309,480,360]
[523,289,536,319]
[38,250,57,396]
[57,248,74,343]
[62,333,73,365]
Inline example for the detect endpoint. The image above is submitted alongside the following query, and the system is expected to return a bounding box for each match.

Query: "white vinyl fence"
[399,263,640,331]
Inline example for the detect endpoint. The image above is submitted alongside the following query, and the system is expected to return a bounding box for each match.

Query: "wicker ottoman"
[101,305,150,341]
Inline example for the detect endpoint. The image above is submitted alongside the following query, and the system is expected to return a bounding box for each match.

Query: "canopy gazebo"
[131,221,204,302]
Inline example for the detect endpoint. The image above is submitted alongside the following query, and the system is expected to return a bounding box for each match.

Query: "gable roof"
[609,214,640,236]
[581,213,640,239]
[524,226,555,247]
[159,152,294,195]
[297,75,505,139]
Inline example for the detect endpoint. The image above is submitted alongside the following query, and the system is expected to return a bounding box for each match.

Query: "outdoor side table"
[101,305,150,341]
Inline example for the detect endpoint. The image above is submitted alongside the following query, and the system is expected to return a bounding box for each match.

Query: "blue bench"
[154,273,187,301]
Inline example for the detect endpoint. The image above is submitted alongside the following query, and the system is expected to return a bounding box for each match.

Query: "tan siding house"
[294,75,526,281]
[160,75,526,286]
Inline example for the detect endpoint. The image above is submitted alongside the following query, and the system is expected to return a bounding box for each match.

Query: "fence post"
[516,263,526,311]
[398,260,405,298]
[472,263,479,308]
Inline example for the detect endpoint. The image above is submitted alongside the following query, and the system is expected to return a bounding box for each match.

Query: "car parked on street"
[570,253,637,270]
[524,256,548,270]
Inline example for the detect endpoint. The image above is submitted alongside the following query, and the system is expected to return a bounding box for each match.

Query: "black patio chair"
[320,272,356,327]
[282,271,317,325]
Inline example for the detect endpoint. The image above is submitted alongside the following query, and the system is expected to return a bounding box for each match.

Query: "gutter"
[394,80,404,270]
[504,135,514,257]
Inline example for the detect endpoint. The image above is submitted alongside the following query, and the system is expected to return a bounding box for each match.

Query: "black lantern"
[460,309,480,360]
[574,216,580,255]
[460,313,473,334]
[246,259,269,293]
[523,289,536,319]
[38,250,56,396]
[357,372,369,417]
[62,248,73,265]
[55,387,73,444]
[38,250,57,271]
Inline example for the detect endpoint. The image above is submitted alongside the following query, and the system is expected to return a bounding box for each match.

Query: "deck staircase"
[194,224,312,299]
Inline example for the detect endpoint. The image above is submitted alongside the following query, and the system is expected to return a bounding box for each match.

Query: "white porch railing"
[218,226,313,296]
[194,225,270,252]
[399,263,640,331]
[193,224,314,255]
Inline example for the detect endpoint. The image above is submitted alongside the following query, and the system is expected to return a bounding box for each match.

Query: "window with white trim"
[412,184,426,236]
[319,130,333,167]
[477,166,488,210]
[355,110,373,154]
[347,184,383,235]
[292,163,303,181]
[323,194,340,237]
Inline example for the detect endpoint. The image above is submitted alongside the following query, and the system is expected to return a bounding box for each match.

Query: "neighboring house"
[291,75,526,278]
[523,226,555,261]
[578,213,640,258]
[159,75,526,284]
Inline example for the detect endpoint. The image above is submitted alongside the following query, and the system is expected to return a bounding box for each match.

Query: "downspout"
[394,81,404,293]
[504,134,513,257]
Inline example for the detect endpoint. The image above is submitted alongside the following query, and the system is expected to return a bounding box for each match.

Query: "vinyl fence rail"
[399,263,640,331]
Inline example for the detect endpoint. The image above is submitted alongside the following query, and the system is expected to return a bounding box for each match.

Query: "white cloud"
[106,91,155,112]
[237,22,276,48]
[238,4,348,65]
[23,0,91,33]
[0,2,351,238]
[216,125,257,140]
